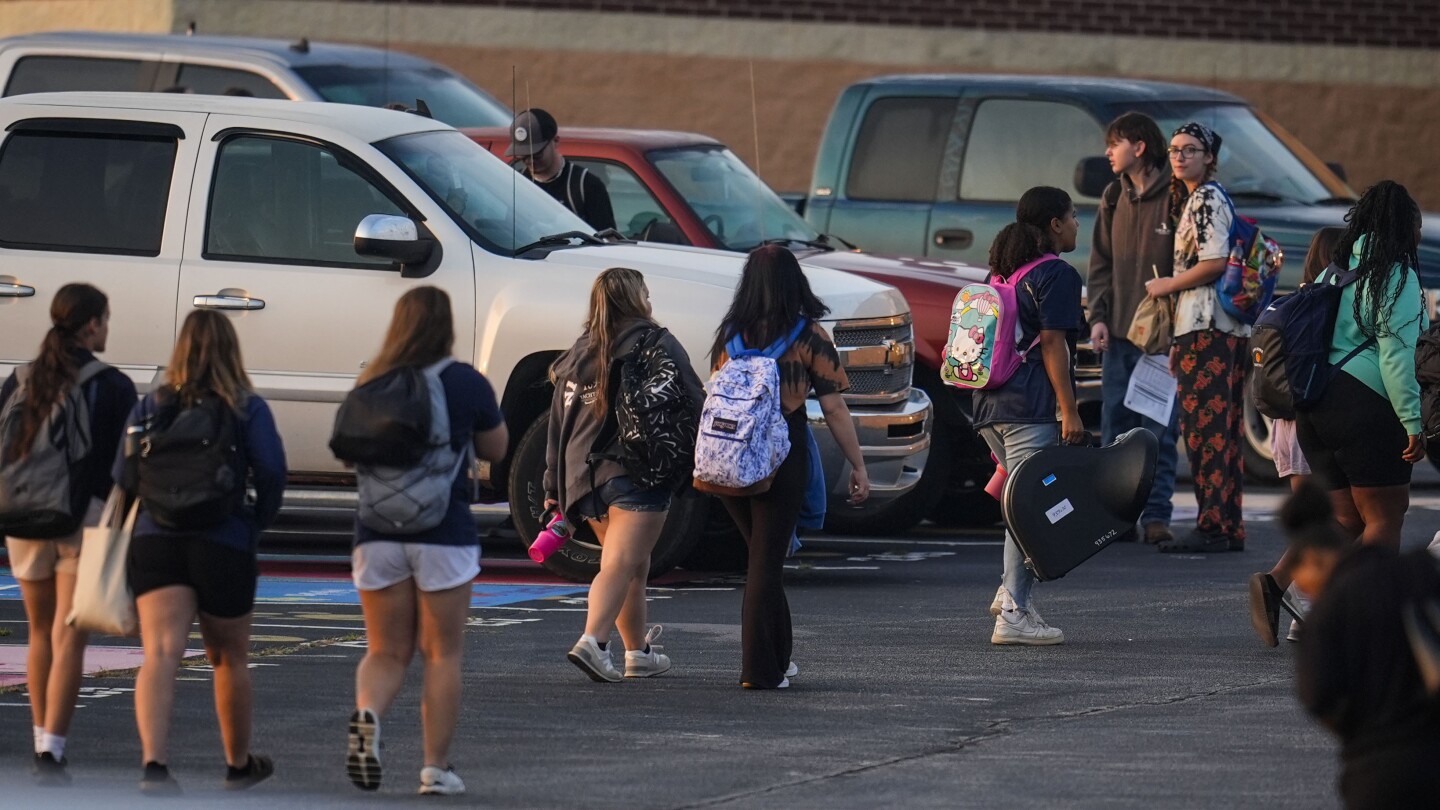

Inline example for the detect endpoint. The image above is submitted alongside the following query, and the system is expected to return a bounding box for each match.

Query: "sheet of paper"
[1124,354,1177,426]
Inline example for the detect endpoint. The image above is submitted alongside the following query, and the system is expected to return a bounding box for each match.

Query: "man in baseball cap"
[508,108,615,232]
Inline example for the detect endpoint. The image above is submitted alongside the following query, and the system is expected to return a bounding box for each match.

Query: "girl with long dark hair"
[346,286,507,796]
[118,310,285,794]
[544,267,702,683]
[709,245,868,688]
[1145,122,1248,553]
[1294,181,1427,549]
[0,283,134,784]
[974,186,1086,646]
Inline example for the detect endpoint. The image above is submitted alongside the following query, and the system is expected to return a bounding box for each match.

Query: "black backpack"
[134,390,245,530]
[1415,323,1440,454]
[590,329,700,493]
[329,361,449,468]
[1248,265,1373,420]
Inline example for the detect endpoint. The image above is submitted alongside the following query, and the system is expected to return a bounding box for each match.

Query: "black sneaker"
[347,708,382,791]
[1248,572,1283,647]
[224,753,274,791]
[140,761,181,795]
[34,751,71,786]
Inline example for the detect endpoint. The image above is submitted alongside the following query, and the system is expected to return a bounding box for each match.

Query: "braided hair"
[989,186,1072,278]
[1332,180,1422,339]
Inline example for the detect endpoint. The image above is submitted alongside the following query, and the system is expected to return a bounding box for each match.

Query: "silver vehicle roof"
[0,31,441,71]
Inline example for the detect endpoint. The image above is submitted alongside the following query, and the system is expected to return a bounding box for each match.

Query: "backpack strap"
[1103,180,1122,213]
[727,320,808,360]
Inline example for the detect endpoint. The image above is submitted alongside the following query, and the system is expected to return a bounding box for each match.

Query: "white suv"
[0,93,931,580]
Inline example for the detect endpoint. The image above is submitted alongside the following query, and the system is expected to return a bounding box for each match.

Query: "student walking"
[543,267,703,683]
[708,245,869,688]
[1295,181,1427,551]
[1087,112,1180,545]
[975,187,1086,646]
[1145,122,1248,554]
[344,287,507,797]
[117,310,285,794]
[1248,226,1343,646]
[0,283,135,785]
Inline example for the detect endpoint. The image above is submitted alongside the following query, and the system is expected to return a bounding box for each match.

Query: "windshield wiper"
[511,230,605,257]
[1223,190,1292,204]
[760,236,835,253]
[821,232,859,251]
[1313,196,1358,205]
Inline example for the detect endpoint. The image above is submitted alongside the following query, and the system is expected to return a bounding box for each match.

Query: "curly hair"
[989,186,1071,278]
[1332,180,1421,340]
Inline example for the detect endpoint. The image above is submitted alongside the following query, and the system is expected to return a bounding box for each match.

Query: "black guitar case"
[1001,428,1158,582]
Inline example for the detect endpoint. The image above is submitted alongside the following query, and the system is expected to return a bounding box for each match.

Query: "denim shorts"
[574,475,671,521]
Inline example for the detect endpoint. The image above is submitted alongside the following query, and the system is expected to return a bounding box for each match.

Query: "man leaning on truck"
[507,107,616,233]
[1087,112,1180,545]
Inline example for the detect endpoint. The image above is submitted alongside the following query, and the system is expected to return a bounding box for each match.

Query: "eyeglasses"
[1167,145,1207,160]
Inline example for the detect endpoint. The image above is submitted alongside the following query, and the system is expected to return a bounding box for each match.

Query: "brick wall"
[317,0,1440,49]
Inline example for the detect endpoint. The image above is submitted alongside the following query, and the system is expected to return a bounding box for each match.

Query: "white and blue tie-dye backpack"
[692,320,807,496]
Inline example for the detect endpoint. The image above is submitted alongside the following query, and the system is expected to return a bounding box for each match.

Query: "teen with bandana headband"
[1144,121,1248,554]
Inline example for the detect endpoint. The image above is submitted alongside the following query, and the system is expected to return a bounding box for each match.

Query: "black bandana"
[1173,122,1222,158]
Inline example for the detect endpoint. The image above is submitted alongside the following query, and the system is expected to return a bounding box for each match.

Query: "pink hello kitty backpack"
[940,254,1054,390]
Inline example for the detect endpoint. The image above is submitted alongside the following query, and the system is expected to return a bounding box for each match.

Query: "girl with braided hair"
[1294,181,1427,551]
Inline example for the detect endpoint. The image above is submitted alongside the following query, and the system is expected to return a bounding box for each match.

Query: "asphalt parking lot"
[4,480,1440,809]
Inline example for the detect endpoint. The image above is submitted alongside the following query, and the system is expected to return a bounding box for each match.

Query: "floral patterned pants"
[1174,329,1246,545]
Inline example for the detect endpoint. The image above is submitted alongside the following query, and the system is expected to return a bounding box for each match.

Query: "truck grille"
[831,315,914,405]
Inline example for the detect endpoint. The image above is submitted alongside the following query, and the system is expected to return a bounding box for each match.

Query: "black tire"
[507,412,701,583]
[679,497,749,572]
[1242,395,1281,485]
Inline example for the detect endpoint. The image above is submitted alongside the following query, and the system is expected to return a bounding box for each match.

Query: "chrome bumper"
[806,388,932,518]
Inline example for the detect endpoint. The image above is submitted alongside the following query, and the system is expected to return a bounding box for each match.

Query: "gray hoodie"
[1087,166,1177,340]
[542,318,704,520]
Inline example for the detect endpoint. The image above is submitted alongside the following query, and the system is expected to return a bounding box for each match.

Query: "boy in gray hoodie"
[1087,112,1180,544]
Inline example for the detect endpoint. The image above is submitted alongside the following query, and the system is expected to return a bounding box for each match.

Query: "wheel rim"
[1242,398,1274,462]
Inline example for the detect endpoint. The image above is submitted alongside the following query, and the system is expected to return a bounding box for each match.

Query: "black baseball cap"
[506,108,558,157]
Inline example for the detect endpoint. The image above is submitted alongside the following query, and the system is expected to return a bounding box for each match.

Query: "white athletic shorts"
[4,498,103,580]
[351,541,479,593]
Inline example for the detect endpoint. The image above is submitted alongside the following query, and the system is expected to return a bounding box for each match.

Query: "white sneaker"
[624,626,671,678]
[784,661,799,678]
[989,585,1005,616]
[1285,585,1310,643]
[418,765,465,796]
[568,636,622,682]
[346,708,381,791]
[991,608,1064,646]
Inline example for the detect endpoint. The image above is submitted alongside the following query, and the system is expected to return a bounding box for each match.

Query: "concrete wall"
[4,0,1439,207]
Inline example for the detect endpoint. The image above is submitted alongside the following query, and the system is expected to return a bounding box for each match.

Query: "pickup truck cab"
[470,125,1076,530]
[0,31,512,127]
[0,93,927,580]
[807,74,1440,479]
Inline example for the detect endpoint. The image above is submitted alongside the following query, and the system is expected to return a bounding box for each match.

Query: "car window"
[570,159,681,242]
[173,64,287,99]
[845,97,956,202]
[295,65,511,128]
[206,136,405,267]
[960,99,1104,203]
[0,130,176,255]
[4,55,156,95]
[650,146,818,250]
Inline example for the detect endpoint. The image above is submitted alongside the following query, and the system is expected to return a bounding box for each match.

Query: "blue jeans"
[1100,338,1179,526]
[979,421,1058,612]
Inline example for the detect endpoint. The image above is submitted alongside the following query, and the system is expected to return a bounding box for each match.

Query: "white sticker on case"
[1045,499,1074,524]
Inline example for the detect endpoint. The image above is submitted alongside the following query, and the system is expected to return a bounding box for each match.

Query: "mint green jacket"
[1327,237,1428,434]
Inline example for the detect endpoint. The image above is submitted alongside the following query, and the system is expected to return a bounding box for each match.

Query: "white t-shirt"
[1173,184,1249,338]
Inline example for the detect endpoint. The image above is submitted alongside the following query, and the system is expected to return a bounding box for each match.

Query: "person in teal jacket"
[1296,180,1428,551]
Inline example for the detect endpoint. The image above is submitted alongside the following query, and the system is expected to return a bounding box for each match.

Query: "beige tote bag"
[67,489,139,637]
[1127,295,1174,356]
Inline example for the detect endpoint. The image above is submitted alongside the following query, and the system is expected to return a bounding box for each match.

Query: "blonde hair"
[166,310,253,409]
[358,286,455,385]
[583,267,652,416]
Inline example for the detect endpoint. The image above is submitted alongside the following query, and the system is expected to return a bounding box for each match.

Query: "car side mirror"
[354,214,435,276]
[1326,161,1348,183]
[1074,156,1114,199]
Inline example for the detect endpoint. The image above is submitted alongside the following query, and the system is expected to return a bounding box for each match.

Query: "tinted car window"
[206,136,404,267]
[569,159,681,242]
[960,99,1104,203]
[174,64,286,99]
[846,97,955,202]
[0,130,176,255]
[295,65,510,128]
[4,55,155,95]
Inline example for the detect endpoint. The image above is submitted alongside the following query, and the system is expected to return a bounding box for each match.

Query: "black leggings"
[720,409,808,688]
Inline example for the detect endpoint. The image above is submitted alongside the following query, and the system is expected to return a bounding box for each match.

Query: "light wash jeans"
[1100,338,1179,526]
[979,421,1058,612]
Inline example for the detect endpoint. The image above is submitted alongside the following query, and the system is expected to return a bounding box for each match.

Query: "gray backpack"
[354,359,469,534]
[0,360,108,539]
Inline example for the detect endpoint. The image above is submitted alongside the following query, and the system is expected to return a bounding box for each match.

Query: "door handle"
[0,281,36,297]
[933,229,974,250]
[194,293,265,311]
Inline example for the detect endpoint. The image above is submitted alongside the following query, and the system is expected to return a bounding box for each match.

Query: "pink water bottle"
[984,452,1008,501]
[529,511,571,563]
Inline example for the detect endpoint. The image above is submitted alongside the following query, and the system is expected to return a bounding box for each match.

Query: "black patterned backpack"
[589,328,700,493]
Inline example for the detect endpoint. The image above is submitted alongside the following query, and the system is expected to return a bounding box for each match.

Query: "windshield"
[377,129,593,256]
[649,146,819,250]
[296,65,511,128]
[1118,102,1354,205]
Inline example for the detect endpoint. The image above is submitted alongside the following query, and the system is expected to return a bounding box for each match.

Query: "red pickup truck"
[468,126,1102,532]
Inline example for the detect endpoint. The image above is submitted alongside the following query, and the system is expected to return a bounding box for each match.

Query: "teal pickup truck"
[802,74,1440,480]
